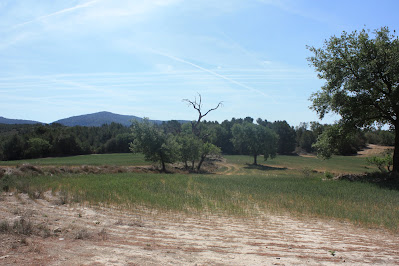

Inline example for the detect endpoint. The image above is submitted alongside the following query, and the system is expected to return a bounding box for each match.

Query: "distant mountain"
[0,116,42,125]
[52,111,163,127]
[1,112,188,127]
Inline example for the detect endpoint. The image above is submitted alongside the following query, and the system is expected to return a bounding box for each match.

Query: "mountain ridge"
[53,111,152,127]
[0,111,185,127]
[0,116,42,125]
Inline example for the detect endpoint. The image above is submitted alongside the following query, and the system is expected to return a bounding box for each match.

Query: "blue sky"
[0,0,398,126]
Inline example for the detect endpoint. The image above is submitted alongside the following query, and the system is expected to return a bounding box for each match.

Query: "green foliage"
[130,119,180,171]
[161,120,182,135]
[100,133,134,153]
[25,138,51,158]
[231,122,278,165]
[176,133,201,169]
[312,123,366,158]
[324,171,334,179]
[365,130,395,146]
[271,120,296,154]
[308,27,399,171]
[0,122,132,161]
[2,134,25,160]
[366,151,393,172]
[295,123,318,153]
[196,142,221,171]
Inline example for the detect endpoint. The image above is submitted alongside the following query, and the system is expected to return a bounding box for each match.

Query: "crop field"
[0,153,147,166]
[1,152,399,265]
[1,153,398,232]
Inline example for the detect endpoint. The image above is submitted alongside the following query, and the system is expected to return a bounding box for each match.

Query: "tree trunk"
[160,153,166,172]
[253,154,257,165]
[393,124,399,173]
[161,160,166,172]
[197,155,206,172]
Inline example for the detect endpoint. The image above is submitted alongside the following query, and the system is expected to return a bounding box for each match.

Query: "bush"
[366,151,393,172]
[13,217,33,235]
[301,167,314,177]
[0,220,10,233]
[324,171,334,179]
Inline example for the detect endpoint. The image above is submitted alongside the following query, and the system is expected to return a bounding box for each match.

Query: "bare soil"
[0,191,398,265]
[299,144,393,158]
[357,144,393,157]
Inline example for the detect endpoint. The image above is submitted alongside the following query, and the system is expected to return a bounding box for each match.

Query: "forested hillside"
[53,111,146,127]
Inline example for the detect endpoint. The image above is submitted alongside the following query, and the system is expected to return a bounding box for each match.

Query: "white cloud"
[10,0,99,29]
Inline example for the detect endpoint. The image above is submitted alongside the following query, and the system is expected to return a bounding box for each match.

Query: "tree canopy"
[231,122,278,165]
[130,119,180,172]
[307,27,399,171]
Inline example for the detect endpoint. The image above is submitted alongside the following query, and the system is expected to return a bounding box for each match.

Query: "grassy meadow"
[0,153,146,166]
[1,153,399,232]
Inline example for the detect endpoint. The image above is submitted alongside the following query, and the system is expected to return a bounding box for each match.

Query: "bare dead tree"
[182,93,223,138]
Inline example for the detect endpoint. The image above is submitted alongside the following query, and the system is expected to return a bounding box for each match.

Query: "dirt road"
[0,191,398,265]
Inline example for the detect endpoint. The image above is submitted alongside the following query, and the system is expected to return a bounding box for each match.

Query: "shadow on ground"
[244,164,287,171]
[337,172,399,191]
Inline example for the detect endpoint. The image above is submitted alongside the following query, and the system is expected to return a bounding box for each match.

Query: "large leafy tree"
[130,119,180,172]
[176,133,202,170]
[307,27,399,172]
[270,120,296,154]
[231,122,278,165]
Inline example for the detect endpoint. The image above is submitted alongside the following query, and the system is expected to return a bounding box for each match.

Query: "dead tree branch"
[183,93,223,138]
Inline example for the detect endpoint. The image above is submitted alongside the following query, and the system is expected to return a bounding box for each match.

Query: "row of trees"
[0,123,133,161]
[0,117,394,162]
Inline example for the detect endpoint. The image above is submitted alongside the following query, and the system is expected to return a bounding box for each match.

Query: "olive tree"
[231,122,278,165]
[130,119,180,172]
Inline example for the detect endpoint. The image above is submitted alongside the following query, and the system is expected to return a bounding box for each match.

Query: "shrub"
[301,167,314,177]
[0,220,10,233]
[366,150,393,172]
[13,217,33,235]
[324,171,334,179]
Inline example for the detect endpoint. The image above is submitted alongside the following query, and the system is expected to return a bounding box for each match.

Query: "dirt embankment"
[0,191,398,265]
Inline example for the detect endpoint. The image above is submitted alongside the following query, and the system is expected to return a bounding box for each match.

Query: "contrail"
[151,49,269,98]
[11,0,99,29]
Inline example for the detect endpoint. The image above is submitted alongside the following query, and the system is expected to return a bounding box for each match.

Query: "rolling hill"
[1,112,185,127]
[0,116,42,125]
[52,111,161,127]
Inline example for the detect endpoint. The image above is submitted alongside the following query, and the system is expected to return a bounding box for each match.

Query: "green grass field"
[1,153,398,232]
[0,153,146,166]
[224,154,375,174]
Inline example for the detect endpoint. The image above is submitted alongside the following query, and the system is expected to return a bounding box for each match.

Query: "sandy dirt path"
[0,191,398,265]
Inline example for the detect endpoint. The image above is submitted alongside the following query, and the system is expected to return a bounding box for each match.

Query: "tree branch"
[183,93,223,138]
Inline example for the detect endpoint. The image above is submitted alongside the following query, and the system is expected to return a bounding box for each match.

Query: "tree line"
[0,118,393,162]
[0,122,133,161]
